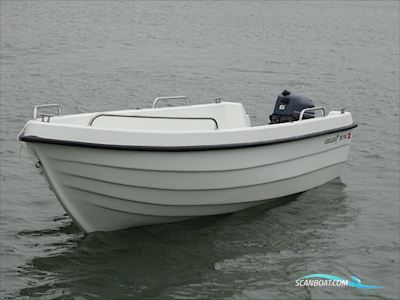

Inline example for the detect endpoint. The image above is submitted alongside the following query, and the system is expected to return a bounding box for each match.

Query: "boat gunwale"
[19,123,358,152]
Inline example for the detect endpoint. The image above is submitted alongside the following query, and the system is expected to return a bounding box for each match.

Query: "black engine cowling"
[269,89,315,124]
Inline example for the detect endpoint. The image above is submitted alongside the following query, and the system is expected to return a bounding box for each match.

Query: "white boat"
[19,92,357,233]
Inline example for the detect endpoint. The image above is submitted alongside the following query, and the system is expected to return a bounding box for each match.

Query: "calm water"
[1,1,399,299]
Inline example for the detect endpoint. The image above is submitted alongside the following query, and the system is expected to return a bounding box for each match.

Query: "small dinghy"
[19,91,357,233]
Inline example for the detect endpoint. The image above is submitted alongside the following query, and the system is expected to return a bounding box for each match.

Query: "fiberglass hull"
[25,131,352,233]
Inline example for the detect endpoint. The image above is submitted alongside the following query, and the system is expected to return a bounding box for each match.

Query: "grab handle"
[299,107,325,121]
[152,96,190,108]
[88,114,218,129]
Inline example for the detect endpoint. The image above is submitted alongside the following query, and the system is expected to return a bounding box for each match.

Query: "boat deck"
[46,102,251,131]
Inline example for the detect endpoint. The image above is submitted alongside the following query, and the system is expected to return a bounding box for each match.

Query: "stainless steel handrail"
[88,114,219,129]
[299,107,326,121]
[33,104,62,121]
[152,96,190,108]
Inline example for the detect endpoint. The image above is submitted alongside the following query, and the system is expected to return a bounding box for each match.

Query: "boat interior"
[33,97,252,131]
[31,94,329,132]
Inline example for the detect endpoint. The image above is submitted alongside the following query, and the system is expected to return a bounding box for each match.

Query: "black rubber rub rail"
[19,123,358,152]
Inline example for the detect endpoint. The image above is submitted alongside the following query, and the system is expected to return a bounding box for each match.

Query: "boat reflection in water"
[17,179,351,299]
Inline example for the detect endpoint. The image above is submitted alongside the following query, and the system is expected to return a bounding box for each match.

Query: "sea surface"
[1,1,399,299]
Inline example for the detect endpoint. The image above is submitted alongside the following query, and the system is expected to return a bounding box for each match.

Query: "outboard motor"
[269,89,315,124]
